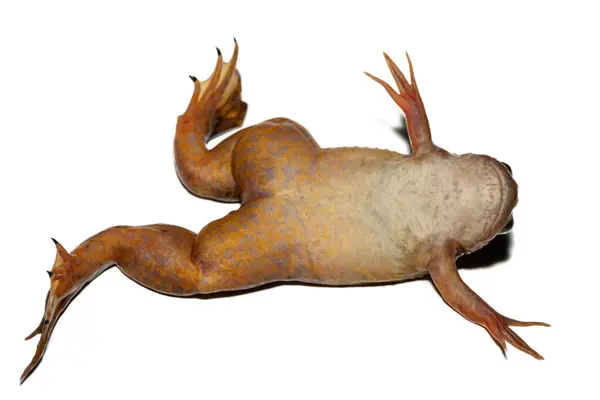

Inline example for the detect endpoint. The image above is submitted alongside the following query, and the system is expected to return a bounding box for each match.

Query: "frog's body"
[21,41,546,384]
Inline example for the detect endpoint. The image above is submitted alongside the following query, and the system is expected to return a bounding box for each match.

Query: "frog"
[21,40,548,383]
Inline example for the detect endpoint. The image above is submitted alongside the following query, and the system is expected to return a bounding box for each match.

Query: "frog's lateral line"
[21,40,548,384]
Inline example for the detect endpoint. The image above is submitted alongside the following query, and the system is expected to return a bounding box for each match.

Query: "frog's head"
[453,154,518,254]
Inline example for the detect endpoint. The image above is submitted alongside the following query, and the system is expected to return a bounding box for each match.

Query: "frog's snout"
[501,162,512,176]
[498,160,515,235]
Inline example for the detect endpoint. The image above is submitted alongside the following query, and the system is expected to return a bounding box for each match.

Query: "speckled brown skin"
[21,41,548,383]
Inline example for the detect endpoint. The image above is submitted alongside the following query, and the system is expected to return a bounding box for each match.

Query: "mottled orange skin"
[21,42,548,384]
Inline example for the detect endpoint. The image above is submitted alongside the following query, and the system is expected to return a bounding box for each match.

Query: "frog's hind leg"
[175,39,248,202]
[428,241,549,359]
[21,225,202,383]
[230,117,321,203]
[192,198,310,293]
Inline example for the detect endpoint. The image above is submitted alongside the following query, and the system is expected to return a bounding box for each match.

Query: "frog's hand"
[365,52,434,155]
[427,241,549,359]
[183,38,247,142]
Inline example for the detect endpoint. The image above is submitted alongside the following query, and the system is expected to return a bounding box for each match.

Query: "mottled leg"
[428,242,549,359]
[112,225,205,295]
[193,197,308,293]
[231,118,320,203]
[21,225,202,383]
[21,215,310,382]
[175,40,248,202]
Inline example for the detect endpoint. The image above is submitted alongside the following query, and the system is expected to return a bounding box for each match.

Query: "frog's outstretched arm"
[428,241,549,359]
[365,53,435,155]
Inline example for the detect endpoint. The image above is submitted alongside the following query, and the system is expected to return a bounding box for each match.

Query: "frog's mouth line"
[497,162,515,235]
[489,160,517,238]
[499,214,514,235]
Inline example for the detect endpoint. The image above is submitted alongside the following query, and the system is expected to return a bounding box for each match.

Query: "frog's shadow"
[391,114,411,144]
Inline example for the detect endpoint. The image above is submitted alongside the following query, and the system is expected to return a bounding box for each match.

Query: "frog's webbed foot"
[428,242,549,360]
[175,39,247,202]
[21,287,73,384]
[20,240,78,384]
[365,52,435,155]
[183,38,247,141]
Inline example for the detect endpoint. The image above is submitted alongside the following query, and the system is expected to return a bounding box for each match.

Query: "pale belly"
[284,154,430,285]
[284,192,426,285]
[267,147,466,286]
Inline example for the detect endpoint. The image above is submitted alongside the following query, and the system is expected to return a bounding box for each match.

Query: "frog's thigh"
[231,118,320,202]
[192,198,306,293]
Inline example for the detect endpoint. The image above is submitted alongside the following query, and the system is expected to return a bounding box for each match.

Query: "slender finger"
[364,72,408,109]
[505,316,551,327]
[483,320,508,352]
[405,52,419,90]
[501,325,544,360]
[383,52,411,93]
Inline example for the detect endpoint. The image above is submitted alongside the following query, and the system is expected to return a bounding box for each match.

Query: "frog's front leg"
[427,241,549,359]
[365,52,438,155]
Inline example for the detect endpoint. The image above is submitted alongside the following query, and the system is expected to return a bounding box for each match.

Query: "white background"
[1,1,598,399]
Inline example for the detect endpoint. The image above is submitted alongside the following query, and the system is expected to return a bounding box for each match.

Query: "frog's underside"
[21,41,547,384]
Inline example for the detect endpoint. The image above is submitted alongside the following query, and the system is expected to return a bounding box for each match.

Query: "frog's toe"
[482,310,547,360]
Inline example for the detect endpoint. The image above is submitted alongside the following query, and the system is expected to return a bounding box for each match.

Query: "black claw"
[233,37,237,45]
[216,47,222,56]
[47,270,54,278]
[189,75,197,82]
[51,237,58,245]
